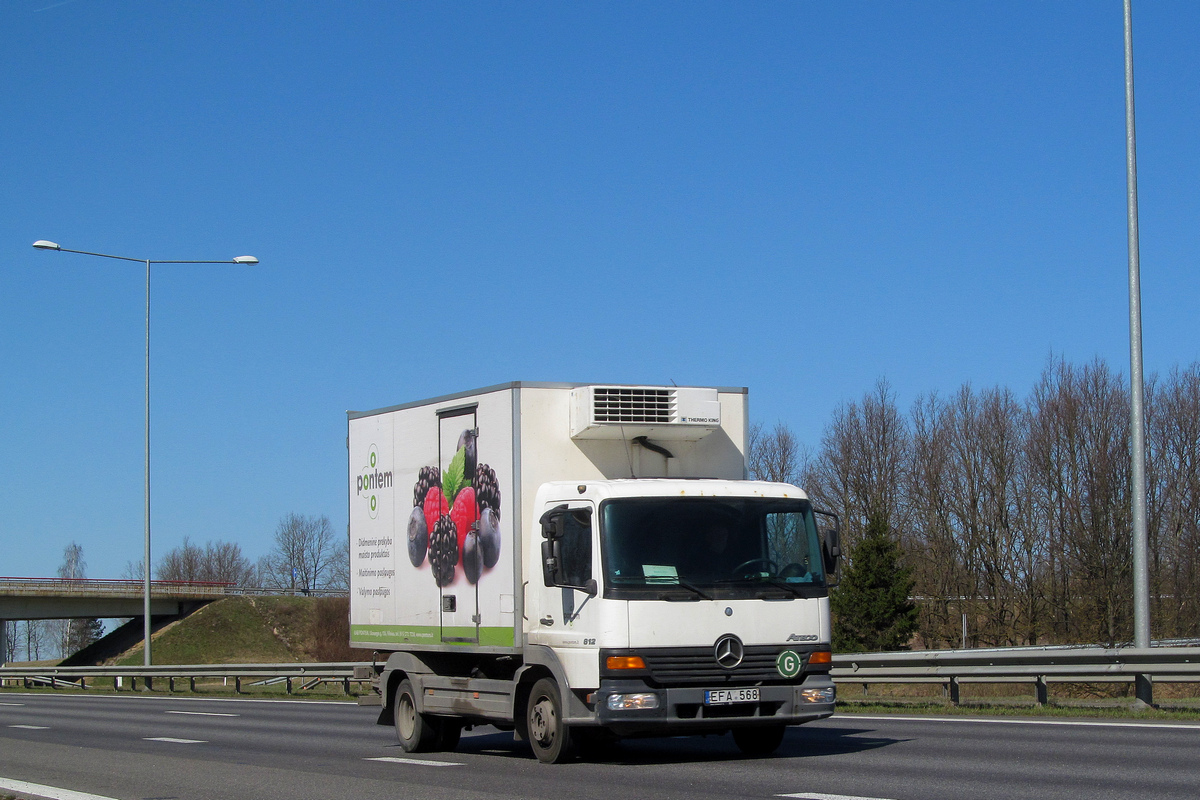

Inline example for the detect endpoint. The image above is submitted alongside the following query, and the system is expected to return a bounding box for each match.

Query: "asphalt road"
[1,693,1198,800]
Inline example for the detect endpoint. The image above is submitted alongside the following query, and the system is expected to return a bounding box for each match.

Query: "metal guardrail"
[3,646,1199,704]
[830,645,1200,704]
[0,662,363,695]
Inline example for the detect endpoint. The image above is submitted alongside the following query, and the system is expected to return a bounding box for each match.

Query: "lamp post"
[1122,0,1152,706]
[32,240,258,666]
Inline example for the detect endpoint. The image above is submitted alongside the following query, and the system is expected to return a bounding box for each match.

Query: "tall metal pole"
[144,259,152,667]
[1123,0,1153,705]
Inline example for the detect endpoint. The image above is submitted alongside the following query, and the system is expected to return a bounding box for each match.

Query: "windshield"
[600,497,826,600]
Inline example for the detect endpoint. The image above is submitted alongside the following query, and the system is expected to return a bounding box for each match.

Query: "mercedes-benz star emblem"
[714,634,744,669]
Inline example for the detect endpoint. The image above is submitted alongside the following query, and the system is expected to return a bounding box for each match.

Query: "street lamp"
[32,240,259,666]
[1122,0,1152,707]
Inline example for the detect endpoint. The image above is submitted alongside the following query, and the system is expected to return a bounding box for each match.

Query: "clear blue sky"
[2,1,1196,580]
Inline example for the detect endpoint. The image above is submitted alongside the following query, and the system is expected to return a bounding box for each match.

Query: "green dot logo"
[370,451,377,468]
[370,495,377,512]
[776,649,802,679]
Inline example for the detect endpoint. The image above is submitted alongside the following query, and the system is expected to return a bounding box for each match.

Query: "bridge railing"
[0,578,349,598]
[0,577,234,596]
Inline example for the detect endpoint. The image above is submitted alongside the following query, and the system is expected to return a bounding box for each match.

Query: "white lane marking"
[165,710,239,717]
[8,724,49,730]
[842,714,1200,732]
[779,795,897,800]
[0,702,26,706]
[144,736,206,744]
[365,756,462,767]
[0,776,121,800]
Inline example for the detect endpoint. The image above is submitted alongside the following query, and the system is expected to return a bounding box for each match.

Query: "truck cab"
[522,480,838,760]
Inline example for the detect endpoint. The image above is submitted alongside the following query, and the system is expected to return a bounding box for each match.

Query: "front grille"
[628,645,806,685]
[592,387,674,424]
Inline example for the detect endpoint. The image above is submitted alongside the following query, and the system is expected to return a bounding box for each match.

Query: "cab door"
[527,499,601,686]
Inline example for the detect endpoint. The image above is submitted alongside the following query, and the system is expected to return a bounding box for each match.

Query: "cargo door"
[437,404,480,643]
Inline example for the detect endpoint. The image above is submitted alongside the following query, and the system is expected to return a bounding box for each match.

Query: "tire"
[732,724,786,756]
[394,679,438,753]
[526,677,574,763]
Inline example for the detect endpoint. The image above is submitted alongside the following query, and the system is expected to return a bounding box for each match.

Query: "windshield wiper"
[756,577,805,598]
[656,579,713,601]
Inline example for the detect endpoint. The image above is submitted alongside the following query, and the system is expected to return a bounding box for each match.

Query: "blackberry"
[428,514,458,587]
[413,466,441,508]
[474,463,501,516]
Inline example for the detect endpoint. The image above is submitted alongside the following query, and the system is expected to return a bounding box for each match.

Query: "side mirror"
[583,578,599,597]
[540,504,568,540]
[541,539,560,587]
[814,508,841,585]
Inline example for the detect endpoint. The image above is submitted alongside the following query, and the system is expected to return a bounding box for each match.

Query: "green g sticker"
[776,649,802,678]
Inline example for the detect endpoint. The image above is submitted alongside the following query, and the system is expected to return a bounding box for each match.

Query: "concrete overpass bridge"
[1,577,231,663]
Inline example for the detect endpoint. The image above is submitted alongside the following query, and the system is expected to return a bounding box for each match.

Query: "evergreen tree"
[65,618,104,656]
[831,512,919,652]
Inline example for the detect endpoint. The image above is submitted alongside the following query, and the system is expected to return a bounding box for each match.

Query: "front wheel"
[526,677,574,763]
[732,724,786,756]
[394,679,438,752]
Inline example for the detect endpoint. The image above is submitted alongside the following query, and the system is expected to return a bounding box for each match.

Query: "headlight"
[800,686,836,704]
[607,692,660,710]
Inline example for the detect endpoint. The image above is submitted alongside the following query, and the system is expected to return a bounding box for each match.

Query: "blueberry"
[407,506,428,567]
[479,506,501,569]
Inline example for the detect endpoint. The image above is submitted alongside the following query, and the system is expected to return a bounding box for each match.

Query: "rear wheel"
[732,724,786,756]
[526,677,574,763]
[394,679,438,752]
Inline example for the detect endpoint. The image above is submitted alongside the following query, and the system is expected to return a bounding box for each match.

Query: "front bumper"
[592,673,835,735]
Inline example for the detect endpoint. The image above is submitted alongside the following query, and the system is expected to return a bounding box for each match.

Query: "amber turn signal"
[606,656,647,670]
[808,650,832,665]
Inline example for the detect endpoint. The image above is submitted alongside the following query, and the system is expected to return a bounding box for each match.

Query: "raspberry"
[423,487,448,535]
[450,487,478,564]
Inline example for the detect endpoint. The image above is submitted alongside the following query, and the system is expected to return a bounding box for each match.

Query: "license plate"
[704,687,760,705]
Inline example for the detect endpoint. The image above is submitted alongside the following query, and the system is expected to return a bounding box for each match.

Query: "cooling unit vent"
[570,386,721,441]
[591,387,673,424]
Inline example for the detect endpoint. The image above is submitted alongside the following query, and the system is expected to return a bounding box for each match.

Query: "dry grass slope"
[112,596,370,666]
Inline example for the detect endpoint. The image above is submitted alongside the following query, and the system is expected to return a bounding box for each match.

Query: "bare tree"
[260,513,338,593]
[53,542,87,657]
[1146,365,1200,637]
[22,620,49,662]
[807,379,908,549]
[3,620,16,664]
[328,532,350,593]
[1026,358,1131,645]
[202,540,257,586]
[57,542,86,582]
[156,538,255,585]
[748,421,807,485]
[157,537,204,582]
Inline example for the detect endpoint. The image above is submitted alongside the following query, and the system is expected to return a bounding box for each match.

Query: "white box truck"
[349,382,840,762]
